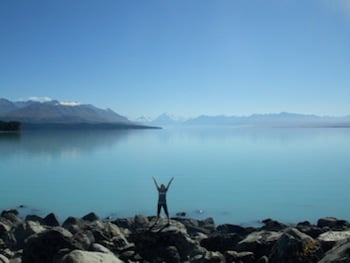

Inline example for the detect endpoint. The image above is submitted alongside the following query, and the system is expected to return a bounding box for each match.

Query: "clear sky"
[1,0,350,119]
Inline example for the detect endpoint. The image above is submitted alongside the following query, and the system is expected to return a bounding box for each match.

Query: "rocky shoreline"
[1,209,350,262]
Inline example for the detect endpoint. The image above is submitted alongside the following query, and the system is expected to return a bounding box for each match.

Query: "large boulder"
[216,224,251,237]
[25,215,44,225]
[89,221,132,253]
[112,217,134,230]
[44,213,60,227]
[113,215,152,232]
[0,254,9,263]
[237,230,282,258]
[130,219,202,262]
[81,212,100,222]
[14,220,47,248]
[200,232,241,252]
[199,218,216,233]
[133,214,149,230]
[62,217,87,234]
[269,228,322,263]
[22,227,79,263]
[296,221,324,238]
[90,243,114,254]
[1,210,21,226]
[58,249,123,263]
[0,219,16,249]
[318,230,350,252]
[318,239,350,263]
[317,217,349,230]
[174,218,215,236]
[261,218,288,232]
[72,230,95,250]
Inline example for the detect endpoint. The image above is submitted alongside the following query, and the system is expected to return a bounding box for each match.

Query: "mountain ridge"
[0,98,159,130]
[137,112,350,127]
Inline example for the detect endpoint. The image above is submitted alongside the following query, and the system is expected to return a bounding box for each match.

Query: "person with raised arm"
[152,176,174,224]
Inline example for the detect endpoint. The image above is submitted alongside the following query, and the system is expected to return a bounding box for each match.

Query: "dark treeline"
[0,120,21,131]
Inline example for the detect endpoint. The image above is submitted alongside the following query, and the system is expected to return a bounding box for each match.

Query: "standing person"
[152,176,174,224]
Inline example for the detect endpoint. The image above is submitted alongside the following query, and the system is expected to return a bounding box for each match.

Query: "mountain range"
[0,98,156,129]
[137,112,350,128]
[2,98,350,129]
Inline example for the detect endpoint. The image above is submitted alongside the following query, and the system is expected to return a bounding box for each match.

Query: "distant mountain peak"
[152,113,187,124]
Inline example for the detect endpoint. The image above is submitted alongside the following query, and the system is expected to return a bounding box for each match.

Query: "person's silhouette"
[152,176,174,224]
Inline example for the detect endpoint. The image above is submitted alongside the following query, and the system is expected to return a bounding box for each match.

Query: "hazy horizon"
[1,1,350,119]
[2,96,350,121]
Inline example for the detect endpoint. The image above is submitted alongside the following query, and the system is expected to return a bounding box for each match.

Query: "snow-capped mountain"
[0,98,146,128]
[133,113,187,126]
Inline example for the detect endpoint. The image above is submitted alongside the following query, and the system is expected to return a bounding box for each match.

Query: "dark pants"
[157,203,169,217]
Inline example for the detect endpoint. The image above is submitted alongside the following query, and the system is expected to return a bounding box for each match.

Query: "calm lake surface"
[1,127,350,225]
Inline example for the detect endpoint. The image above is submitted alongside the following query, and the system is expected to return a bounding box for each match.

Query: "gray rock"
[24,215,44,225]
[81,212,99,222]
[0,220,12,236]
[90,221,131,253]
[22,227,78,263]
[8,258,21,263]
[257,255,269,263]
[224,250,255,263]
[72,230,95,250]
[199,217,216,233]
[1,210,19,217]
[14,220,46,248]
[0,254,9,263]
[0,249,14,260]
[175,218,200,228]
[0,219,16,249]
[161,246,181,263]
[131,220,200,262]
[176,212,186,217]
[90,243,113,254]
[190,251,225,263]
[269,228,321,263]
[112,217,134,230]
[44,213,60,227]
[296,222,324,238]
[217,224,250,236]
[319,239,350,263]
[174,218,212,235]
[62,217,87,234]
[317,217,349,230]
[200,232,241,252]
[237,230,282,258]
[318,230,350,252]
[1,210,21,226]
[261,218,288,232]
[58,249,123,263]
[133,214,149,229]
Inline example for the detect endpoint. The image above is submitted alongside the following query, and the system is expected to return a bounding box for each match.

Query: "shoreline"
[10,204,347,228]
[1,208,350,262]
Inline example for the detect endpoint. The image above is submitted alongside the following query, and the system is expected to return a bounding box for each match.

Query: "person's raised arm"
[152,176,160,190]
[166,177,174,191]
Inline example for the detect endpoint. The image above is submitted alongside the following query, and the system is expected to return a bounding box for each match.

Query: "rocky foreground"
[1,209,350,262]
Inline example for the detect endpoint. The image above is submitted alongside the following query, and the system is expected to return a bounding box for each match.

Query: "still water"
[1,127,350,225]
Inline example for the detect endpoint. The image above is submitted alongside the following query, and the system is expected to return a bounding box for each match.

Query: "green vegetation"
[0,121,21,131]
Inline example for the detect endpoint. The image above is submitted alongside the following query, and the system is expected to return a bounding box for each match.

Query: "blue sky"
[1,0,350,119]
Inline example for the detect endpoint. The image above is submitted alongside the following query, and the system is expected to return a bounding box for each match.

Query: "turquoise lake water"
[1,127,350,225]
